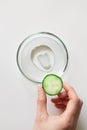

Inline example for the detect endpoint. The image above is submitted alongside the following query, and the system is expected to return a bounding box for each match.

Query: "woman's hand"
[32,83,83,130]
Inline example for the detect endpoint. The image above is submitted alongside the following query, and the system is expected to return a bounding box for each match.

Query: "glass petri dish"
[16,32,69,83]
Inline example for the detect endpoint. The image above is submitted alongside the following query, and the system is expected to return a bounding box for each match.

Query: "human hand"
[32,83,83,130]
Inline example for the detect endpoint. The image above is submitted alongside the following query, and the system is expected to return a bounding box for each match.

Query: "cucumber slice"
[42,74,63,96]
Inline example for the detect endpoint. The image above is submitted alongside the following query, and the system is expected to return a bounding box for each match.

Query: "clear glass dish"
[16,32,69,83]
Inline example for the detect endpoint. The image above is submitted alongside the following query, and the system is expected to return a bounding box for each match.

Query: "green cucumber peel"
[42,74,63,96]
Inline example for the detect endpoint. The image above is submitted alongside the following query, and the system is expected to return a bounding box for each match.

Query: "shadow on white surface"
[77,119,85,130]
[47,95,63,115]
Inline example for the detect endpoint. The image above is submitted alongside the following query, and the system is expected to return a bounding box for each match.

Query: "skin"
[32,83,83,130]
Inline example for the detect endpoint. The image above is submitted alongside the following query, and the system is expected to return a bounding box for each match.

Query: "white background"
[0,0,87,130]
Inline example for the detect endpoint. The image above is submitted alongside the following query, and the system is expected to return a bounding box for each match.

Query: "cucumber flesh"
[42,74,63,96]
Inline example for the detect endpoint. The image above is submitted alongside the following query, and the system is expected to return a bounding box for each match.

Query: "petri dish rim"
[16,32,69,83]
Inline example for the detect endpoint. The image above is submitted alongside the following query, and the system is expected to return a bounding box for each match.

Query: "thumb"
[37,86,47,116]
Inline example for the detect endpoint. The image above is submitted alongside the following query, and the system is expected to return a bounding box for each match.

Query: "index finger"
[63,83,78,99]
[62,83,80,118]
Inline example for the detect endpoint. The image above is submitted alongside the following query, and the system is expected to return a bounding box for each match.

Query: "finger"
[64,98,83,121]
[51,98,62,103]
[55,100,68,106]
[62,83,82,118]
[37,86,47,116]
[51,97,68,104]
[58,91,68,98]
[55,104,66,109]
[62,100,68,106]
[63,83,78,99]
[73,100,83,130]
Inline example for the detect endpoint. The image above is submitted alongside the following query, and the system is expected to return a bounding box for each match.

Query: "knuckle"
[35,115,43,122]
[79,99,83,106]
[35,116,40,123]
[35,114,47,122]
[69,86,74,91]
[73,97,83,106]
[69,86,76,92]
[73,97,80,103]
[63,119,72,129]
[37,97,46,104]
[70,86,73,89]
